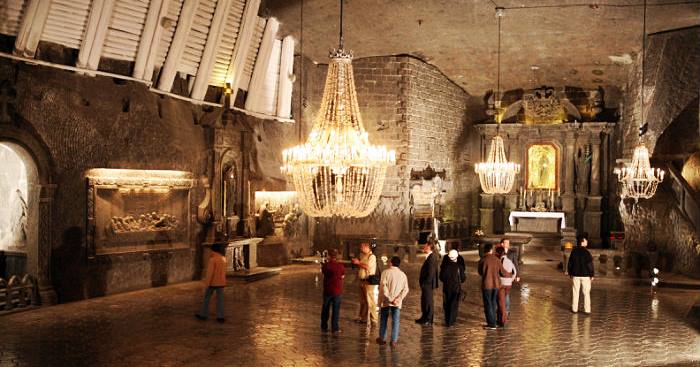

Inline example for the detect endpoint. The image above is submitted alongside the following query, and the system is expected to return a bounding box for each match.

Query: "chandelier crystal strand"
[475,7,520,195]
[615,0,664,202]
[281,49,395,218]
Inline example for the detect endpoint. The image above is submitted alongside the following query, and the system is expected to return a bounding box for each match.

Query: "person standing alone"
[376,256,409,348]
[351,242,378,326]
[568,234,594,314]
[321,249,345,334]
[440,249,466,327]
[416,242,439,325]
[196,243,227,323]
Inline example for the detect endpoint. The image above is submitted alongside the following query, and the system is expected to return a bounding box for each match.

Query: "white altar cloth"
[509,211,566,229]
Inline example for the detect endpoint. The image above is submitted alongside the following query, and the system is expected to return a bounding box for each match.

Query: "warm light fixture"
[475,7,520,194]
[281,0,395,218]
[615,0,664,202]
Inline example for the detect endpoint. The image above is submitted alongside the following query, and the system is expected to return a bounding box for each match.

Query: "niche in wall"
[86,169,194,257]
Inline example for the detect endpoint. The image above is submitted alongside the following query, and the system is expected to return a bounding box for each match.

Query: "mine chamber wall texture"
[301,55,480,253]
[0,60,210,301]
[617,27,700,278]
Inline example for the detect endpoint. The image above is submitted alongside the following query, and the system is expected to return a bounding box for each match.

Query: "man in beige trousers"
[351,242,378,326]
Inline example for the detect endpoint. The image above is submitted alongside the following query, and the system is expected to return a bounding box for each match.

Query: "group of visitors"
[319,238,523,348]
[193,234,595,346]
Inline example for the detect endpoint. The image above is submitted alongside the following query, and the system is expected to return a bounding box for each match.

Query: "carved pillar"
[590,133,601,196]
[561,130,576,228]
[503,193,518,233]
[584,129,603,246]
[212,126,227,235]
[38,184,57,305]
[479,193,495,235]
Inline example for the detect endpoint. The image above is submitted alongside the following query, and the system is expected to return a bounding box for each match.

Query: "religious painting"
[527,144,558,189]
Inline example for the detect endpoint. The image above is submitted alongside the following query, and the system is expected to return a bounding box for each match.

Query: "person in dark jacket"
[440,249,466,327]
[415,242,440,325]
[567,234,594,314]
[321,249,345,333]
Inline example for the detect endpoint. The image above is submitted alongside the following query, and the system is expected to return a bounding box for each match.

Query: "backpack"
[367,254,382,285]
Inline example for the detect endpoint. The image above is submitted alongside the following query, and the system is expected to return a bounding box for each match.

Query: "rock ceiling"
[262,0,700,96]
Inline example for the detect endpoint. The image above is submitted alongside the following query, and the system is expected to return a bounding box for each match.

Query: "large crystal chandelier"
[615,0,664,202]
[475,7,520,194]
[281,0,395,218]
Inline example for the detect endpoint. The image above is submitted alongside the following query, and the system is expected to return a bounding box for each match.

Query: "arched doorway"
[0,142,38,278]
[0,125,56,304]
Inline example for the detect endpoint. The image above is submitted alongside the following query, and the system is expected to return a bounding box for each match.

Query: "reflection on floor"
[1,259,699,367]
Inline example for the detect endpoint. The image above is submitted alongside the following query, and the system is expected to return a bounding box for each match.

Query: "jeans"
[199,286,224,319]
[482,288,499,327]
[321,295,342,332]
[379,306,401,343]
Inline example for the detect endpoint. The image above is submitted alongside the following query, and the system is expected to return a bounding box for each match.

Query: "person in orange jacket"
[196,243,227,323]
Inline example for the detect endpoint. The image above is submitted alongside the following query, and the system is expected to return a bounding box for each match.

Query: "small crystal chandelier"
[615,0,664,202]
[615,145,664,202]
[475,7,520,194]
[281,0,395,218]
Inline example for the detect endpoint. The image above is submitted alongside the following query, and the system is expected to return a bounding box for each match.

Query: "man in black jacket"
[567,234,594,314]
[440,249,466,327]
[415,242,439,325]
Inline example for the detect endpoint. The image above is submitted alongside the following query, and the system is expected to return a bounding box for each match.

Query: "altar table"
[509,211,566,233]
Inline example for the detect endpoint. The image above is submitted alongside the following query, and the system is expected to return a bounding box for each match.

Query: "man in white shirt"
[376,256,409,348]
[351,243,378,326]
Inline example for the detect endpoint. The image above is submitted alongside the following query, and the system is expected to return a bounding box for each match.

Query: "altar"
[509,211,566,233]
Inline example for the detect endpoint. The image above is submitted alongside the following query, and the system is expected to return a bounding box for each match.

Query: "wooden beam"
[77,0,115,69]
[225,0,261,107]
[133,0,167,80]
[156,0,199,92]
[87,0,116,70]
[244,17,278,112]
[142,0,171,81]
[276,35,295,119]
[13,0,52,58]
[190,0,233,100]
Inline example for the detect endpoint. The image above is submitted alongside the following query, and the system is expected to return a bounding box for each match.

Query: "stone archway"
[0,125,56,304]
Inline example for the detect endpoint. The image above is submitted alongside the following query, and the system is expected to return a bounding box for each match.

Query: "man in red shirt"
[321,249,345,334]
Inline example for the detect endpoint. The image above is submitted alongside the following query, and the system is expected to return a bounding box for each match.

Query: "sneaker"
[195,314,206,321]
[483,325,497,330]
[571,310,578,314]
[390,341,398,348]
[375,337,386,345]
[583,311,591,315]
[216,318,225,324]
[332,330,342,335]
